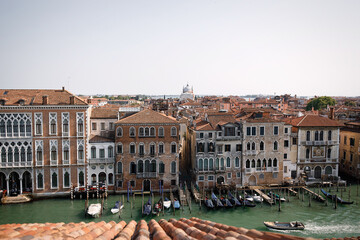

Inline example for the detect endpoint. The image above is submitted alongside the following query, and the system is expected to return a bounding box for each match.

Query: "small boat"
[87,203,102,218]
[228,192,242,207]
[173,198,181,209]
[143,197,152,216]
[268,192,286,202]
[244,192,254,202]
[163,197,171,209]
[111,201,123,214]
[211,193,224,208]
[243,199,256,207]
[321,189,354,204]
[253,194,263,203]
[264,221,305,230]
[220,196,233,208]
[204,196,214,209]
[152,199,162,215]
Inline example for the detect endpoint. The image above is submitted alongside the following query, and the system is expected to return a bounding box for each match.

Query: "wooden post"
[142,191,144,215]
[302,188,304,202]
[348,183,351,202]
[278,192,281,212]
[131,196,133,218]
[133,191,135,209]
[287,188,290,202]
[309,193,311,207]
[334,194,337,209]
[341,187,343,198]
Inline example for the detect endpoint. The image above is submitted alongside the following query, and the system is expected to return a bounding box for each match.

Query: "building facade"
[114,109,180,192]
[0,89,90,197]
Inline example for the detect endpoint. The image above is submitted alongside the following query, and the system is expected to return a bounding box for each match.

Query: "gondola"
[220,196,233,208]
[111,201,123,214]
[143,197,152,216]
[211,193,224,208]
[321,189,354,204]
[204,196,214,209]
[228,192,242,207]
[264,221,305,230]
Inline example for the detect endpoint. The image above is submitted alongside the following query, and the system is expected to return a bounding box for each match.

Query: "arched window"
[209,158,214,170]
[129,127,135,137]
[204,158,209,171]
[226,157,231,168]
[247,142,251,150]
[6,120,12,137]
[171,127,177,136]
[197,142,204,152]
[159,162,165,173]
[273,141,278,151]
[138,160,144,173]
[257,159,261,168]
[0,120,5,136]
[150,143,155,156]
[251,159,255,168]
[262,159,267,168]
[49,119,56,134]
[315,131,319,141]
[273,158,278,167]
[260,141,264,151]
[306,148,310,159]
[116,143,123,154]
[325,166,332,175]
[117,127,123,137]
[78,171,84,187]
[130,162,136,174]
[145,127,150,136]
[52,172,58,188]
[158,127,164,137]
[252,142,256,150]
[327,148,331,158]
[139,143,145,155]
[159,142,164,154]
[246,159,250,168]
[14,147,20,162]
[171,161,176,174]
[91,147,96,159]
[108,146,113,158]
[62,119,68,135]
[78,145,84,160]
[129,143,136,154]
[27,146,32,162]
[171,142,177,153]
[139,127,144,137]
[198,159,203,171]
[37,146,43,162]
[235,157,240,168]
[13,120,19,136]
[108,173,114,185]
[20,147,25,162]
[51,146,57,161]
[64,172,70,188]
[77,119,83,136]
[36,119,42,135]
[8,147,13,162]
[37,173,43,189]
[320,131,324,141]
[150,160,156,172]
[328,130,332,141]
[215,158,219,170]
[150,127,155,137]
[117,161,123,173]
[1,147,6,162]
[306,131,311,141]
[268,159,272,167]
[26,120,31,135]
[20,120,25,135]
[220,158,225,170]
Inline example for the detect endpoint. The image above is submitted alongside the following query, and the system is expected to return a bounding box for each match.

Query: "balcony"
[0,162,33,168]
[245,168,252,173]
[245,150,257,156]
[273,167,279,172]
[136,172,158,178]
[256,167,262,172]
[50,160,58,166]
[77,159,85,165]
[327,140,339,145]
[314,141,326,146]
[89,158,115,164]
[62,132,69,137]
[36,161,43,166]
[301,141,313,145]
[63,160,70,165]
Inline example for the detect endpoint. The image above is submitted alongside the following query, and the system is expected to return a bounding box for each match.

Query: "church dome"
[183,84,192,93]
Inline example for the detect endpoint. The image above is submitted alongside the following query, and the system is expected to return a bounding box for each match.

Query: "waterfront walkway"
[0,217,321,240]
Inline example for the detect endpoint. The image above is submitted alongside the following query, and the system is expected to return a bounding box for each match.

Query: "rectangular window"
[227,172,232,179]
[198,175,205,181]
[217,145,223,153]
[209,133,212,138]
[159,144,164,154]
[236,172,241,178]
[292,137,297,145]
[246,127,251,136]
[92,123,97,131]
[130,180,135,187]
[199,133,204,138]
[284,166,287,173]
[101,122,105,130]
[225,127,235,136]
[236,144,242,152]
[350,138,355,146]
[274,126,279,135]
[251,127,256,136]
[208,175,214,181]
[130,144,135,154]
[225,145,231,152]
[284,128,288,134]
[99,149,105,158]
[343,151,346,160]
[350,153,353,162]
[171,144,176,153]
[109,122,114,130]
[284,153,288,159]
[284,140,289,148]
[344,136,347,144]
[260,126,265,136]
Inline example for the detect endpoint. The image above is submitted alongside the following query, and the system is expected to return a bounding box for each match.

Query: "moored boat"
[228,192,242,207]
[264,221,305,230]
[143,197,152,216]
[220,196,233,208]
[87,203,102,218]
[152,199,162,215]
[111,201,123,214]
[163,197,171,209]
[253,194,263,203]
[268,192,286,202]
[321,189,354,204]
[204,196,214,209]
[211,193,224,208]
[173,198,181,209]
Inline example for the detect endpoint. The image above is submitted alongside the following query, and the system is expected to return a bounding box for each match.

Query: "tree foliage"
[306,96,336,111]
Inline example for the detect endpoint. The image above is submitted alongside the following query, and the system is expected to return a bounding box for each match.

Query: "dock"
[178,186,187,206]
[288,188,297,195]
[1,195,32,204]
[253,188,274,205]
[301,187,325,202]
[191,183,202,202]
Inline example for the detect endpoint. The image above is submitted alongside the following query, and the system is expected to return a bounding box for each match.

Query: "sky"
[0,0,359,97]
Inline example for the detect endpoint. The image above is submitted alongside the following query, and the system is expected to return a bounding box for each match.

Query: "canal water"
[1,185,360,239]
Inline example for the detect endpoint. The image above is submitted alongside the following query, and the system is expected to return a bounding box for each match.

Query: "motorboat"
[111,201,123,214]
[87,203,102,218]
[321,189,354,204]
[244,192,254,202]
[253,194,263,203]
[264,221,305,230]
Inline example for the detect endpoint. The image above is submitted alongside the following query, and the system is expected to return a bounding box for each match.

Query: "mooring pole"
[348,183,351,202]
[334,194,337,209]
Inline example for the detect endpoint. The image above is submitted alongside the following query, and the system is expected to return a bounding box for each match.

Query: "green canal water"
[1,185,360,239]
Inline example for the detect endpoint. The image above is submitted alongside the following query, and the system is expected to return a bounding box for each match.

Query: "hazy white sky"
[0,1,359,96]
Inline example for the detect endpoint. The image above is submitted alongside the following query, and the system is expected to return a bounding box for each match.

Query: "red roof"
[288,115,343,127]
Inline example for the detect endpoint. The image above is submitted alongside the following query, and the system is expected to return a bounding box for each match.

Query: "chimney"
[62,86,65,91]
[70,96,75,105]
[42,95,48,105]
[329,106,335,120]
[87,98,92,104]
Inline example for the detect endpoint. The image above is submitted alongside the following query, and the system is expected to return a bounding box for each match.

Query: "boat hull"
[264,221,305,231]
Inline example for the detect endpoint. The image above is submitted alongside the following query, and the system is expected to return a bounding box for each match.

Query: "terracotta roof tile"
[116,109,178,124]
[288,115,343,127]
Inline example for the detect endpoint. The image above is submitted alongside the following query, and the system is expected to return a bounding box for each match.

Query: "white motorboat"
[253,194,263,203]
[87,203,102,218]
[111,201,123,214]
[163,197,171,209]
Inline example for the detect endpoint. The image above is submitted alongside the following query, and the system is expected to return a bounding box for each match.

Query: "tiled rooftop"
[0,217,330,240]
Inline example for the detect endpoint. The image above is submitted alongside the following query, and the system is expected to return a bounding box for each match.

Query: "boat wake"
[304,222,360,236]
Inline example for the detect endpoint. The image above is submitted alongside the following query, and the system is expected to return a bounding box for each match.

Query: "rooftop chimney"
[70,96,75,105]
[42,95,48,105]
[329,106,335,120]
[87,98,92,104]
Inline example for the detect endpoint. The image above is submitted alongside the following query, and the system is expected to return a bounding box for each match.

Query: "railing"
[77,159,85,164]
[62,132,69,137]
[0,162,33,168]
[136,172,158,178]
[314,141,326,145]
[88,158,115,164]
[63,160,70,165]
[301,141,313,145]
[246,150,257,156]
[36,161,43,166]
[256,167,262,172]
[50,160,57,166]
[273,167,278,172]
[245,168,252,173]
[327,140,339,145]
